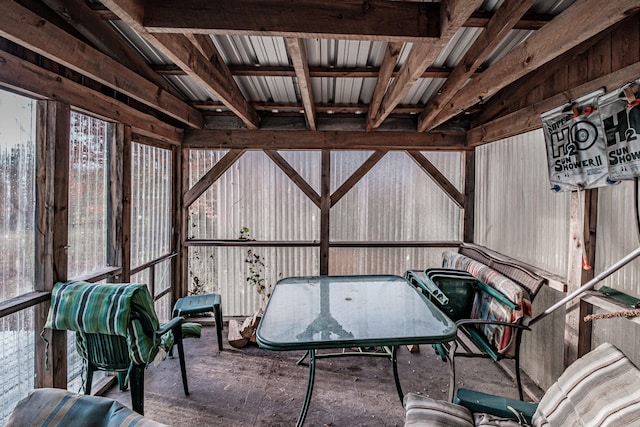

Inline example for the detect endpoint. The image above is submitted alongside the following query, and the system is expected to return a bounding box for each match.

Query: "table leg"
[296,349,316,427]
[391,346,404,404]
[296,350,310,366]
[448,340,457,402]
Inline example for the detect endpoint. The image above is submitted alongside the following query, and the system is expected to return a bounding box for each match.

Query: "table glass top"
[256,275,457,350]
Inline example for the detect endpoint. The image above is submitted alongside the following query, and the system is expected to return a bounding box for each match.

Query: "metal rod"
[529,246,640,326]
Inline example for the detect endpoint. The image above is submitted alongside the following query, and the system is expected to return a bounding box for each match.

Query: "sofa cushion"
[533,343,640,426]
[6,388,167,427]
[404,393,474,427]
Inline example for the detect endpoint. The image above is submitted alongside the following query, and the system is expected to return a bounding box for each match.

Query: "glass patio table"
[256,274,457,426]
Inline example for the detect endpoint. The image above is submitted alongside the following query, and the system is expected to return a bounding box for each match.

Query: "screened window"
[0,91,37,299]
[67,112,111,277]
[131,142,172,320]
[0,90,37,423]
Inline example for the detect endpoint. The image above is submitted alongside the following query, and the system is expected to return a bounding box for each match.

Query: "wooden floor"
[103,322,543,427]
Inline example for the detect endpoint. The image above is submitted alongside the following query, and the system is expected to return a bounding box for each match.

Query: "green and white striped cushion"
[404,393,474,426]
[45,281,160,365]
[533,343,640,426]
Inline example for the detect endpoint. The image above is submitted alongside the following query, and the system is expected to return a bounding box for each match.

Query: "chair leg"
[129,364,145,415]
[117,372,129,391]
[214,304,223,351]
[515,354,524,401]
[175,332,190,396]
[168,308,179,358]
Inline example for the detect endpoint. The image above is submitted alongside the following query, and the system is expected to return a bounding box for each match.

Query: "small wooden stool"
[173,293,223,351]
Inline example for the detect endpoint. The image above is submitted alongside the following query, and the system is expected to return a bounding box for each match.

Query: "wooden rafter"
[366,42,403,132]
[286,38,316,130]
[330,151,387,206]
[101,0,260,129]
[406,151,464,208]
[0,1,203,129]
[183,149,245,207]
[143,0,439,43]
[467,60,640,146]
[264,150,321,207]
[153,64,480,79]
[417,0,536,132]
[430,0,637,130]
[370,0,483,130]
[41,0,174,95]
[184,129,467,150]
[0,48,182,144]
[475,32,606,125]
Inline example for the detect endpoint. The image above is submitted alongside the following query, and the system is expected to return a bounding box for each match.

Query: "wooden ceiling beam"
[286,38,316,130]
[0,48,182,144]
[418,0,536,132]
[475,31,605,125]
[467,60,640,146]
[143,0,439,43]
[153,64,475,79]
[194,101,424,114]
[184,129,467,150]
[431,0,639,130]
[465,11,552,30]
[370,0,484,130]
[90,2,551,32]
[41,0,174,95]
[0,1,203,129]
[101,0,260,129]
[366,42,403,132]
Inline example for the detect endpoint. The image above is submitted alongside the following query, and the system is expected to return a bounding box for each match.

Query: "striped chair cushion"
[44,281,160,365]
[442,251,532,357]
[533,343,640,426]
[6,388,167,427]
[404,393,474,427]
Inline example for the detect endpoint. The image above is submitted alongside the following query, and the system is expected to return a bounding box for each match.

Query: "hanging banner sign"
[598,81,640,181]
[541,89,610,192]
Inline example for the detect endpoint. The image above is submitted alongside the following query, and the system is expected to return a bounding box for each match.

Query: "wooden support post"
[320,150,330,275]
[179,147,190,299]
[35,100,70,388]
[463,150,475,243]
[172,145,182,304]
[564,189,597,366]
[120,128,132,283]
[110,124,129,282]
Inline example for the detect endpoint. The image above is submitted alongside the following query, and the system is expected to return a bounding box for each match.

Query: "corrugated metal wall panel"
[474,129,571,277]
[331,151,462,241]
[595,181,640,299]
[330,247,458,276]
[474,129,572,391]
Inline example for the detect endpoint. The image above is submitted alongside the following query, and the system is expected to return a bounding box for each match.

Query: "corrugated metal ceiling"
[104,0,578,113]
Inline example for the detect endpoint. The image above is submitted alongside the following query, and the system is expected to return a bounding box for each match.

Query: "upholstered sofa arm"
[6,388,168,427]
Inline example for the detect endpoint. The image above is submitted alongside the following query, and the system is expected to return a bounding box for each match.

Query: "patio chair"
[404,342,640,426]
[405,264,533,401]
[43,281,189,415]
